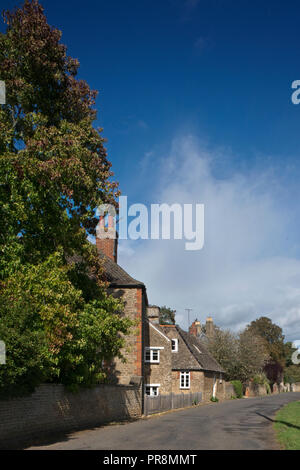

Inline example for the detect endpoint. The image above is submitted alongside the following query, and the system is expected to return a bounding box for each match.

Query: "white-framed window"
[180,371,190,389]
[144,347,163,363]
[145,384,160,396]
[171,338,178,352]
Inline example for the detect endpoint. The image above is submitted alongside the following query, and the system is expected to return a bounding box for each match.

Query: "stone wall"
[245,381,268,397]
[216,377,226,400]
[224,382,236,400]
[203,371,215,402]
[171,370,205,395]
[0,383,142,449]
[144,322,172,395]
[291,382,300,392]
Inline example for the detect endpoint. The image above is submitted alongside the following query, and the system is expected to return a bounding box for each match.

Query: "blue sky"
[3,0,300,340]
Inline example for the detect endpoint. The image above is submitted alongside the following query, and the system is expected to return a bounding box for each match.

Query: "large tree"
[0,0,119,265]
[0,1,130,397]
[207,327,269,383]
[245,317,286,384]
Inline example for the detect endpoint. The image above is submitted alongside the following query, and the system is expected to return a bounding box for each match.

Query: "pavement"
[28,392,300,450]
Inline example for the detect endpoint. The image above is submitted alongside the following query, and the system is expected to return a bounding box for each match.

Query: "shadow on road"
[256,412,300,431]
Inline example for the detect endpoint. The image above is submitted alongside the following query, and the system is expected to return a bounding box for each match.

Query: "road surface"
[28,392,300,450]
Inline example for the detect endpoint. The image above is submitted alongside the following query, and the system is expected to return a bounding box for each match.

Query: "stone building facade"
[161,324,224,401]
[143,307,172,395]
[96,217,224,405]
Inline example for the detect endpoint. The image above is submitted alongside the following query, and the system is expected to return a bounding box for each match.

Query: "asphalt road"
[28,392,300,450]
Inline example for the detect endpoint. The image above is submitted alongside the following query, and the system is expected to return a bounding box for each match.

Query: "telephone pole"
[185,308,192,329]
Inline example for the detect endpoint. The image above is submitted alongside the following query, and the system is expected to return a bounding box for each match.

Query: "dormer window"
[171,339,178,352]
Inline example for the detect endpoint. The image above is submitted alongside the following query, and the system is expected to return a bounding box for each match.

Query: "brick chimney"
[205,317,215,338]
[189,319,202,337]
[96,215,118,263]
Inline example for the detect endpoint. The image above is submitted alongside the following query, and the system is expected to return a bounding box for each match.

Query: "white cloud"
[118,135,300,341]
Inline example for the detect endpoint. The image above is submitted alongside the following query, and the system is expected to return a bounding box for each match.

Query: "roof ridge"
[98,252,145,287]
[176,325,203,368]
[176,325,224,373]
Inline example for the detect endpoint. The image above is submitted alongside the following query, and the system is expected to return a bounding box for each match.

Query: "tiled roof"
[67,252,144,288]
[98,253,145,287]
[161,325,224,373]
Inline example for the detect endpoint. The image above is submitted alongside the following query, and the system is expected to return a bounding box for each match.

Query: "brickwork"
[96,215,117,262]
[96,236,117,262]
[107,287,144,385]
[135,288,143,376]
[189,320,201,337]
[0,383,142,449]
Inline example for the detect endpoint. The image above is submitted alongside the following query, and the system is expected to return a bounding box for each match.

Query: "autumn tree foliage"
[0,1,131,397]
[207,327,269,383]
[245,317,286,384]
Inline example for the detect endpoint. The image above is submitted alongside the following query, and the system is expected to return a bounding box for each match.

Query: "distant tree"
[238,329,269,383]
[159,306,176,325]
[245,317,286,384]
[207,328,239,380]
[207,327,269,383]
[246,317,285,364]
[284,365,300,384]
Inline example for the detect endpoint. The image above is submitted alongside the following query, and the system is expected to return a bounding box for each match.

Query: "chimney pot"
[96,215,118,262]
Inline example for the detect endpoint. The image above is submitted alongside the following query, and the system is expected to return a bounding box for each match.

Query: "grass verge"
[274,401,300,450]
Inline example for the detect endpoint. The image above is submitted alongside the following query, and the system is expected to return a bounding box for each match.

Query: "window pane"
[145,350,151,361]
[186,373,190,387]
[145,386,151,396]
[152,350,159,361]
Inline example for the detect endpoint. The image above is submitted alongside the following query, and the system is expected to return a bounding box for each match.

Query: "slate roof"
[67,252,144,288]
[162,325,224,373]
[98,252,145,288]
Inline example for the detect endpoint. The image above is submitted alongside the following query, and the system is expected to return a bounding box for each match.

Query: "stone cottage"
[145,308,224,402]
[96,216,224,403]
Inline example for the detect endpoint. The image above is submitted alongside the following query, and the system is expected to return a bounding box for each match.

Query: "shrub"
[265,382,271,394]
[252,373,271,394]
[0,253,132,398]
[231,380,243,398]
[210,396,219,402]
